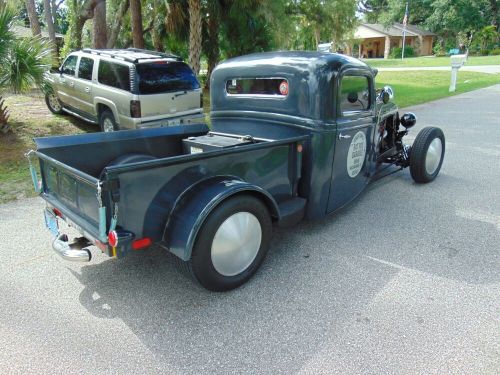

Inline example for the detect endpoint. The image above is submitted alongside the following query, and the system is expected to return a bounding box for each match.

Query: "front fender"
[164,178,280,261]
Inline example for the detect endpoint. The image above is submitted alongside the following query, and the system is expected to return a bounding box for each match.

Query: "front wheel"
[190,195,272,292]
[410,126,445,183]
[45,93,63,114]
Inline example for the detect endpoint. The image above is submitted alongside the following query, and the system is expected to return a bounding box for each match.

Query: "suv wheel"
[45,93,63,114]
[100,110,117,132]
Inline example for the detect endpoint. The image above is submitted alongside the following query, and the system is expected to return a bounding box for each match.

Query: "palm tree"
[0,6,51,133]
[188,0,201,74]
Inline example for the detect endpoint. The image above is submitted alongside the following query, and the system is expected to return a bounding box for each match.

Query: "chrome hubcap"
[425,138,443,174]
[102,118,114,132]
[211,212,262,277]
[49,94,61,111]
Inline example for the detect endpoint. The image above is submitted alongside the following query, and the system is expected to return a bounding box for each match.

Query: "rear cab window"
[226,78,289,97]
[135,61,200,94]
[339,75,371,116]
[97,60,130,91]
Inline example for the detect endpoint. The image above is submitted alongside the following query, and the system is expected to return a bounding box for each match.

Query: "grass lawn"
[376,70,500,108]
[366,55,500,68]
[0,94,96,203]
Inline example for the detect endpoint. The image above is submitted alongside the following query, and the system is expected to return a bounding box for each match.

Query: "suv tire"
[45,93,64,115]
[100,109,117,132]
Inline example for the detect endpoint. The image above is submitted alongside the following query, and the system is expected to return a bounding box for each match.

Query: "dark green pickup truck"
[29,51,445,291]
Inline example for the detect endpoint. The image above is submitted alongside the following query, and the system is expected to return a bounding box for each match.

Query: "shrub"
[480,49,491,56]
[489,48,500,56]
[389,46,415,59]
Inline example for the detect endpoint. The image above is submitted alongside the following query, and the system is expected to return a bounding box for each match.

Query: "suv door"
[57,55,78,108]
[327,73,375,213]
[73,56,96,120]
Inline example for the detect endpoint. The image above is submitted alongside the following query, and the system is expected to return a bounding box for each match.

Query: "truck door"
[73,56,96,119]
[327,73,374,213]
[57,55,78,108]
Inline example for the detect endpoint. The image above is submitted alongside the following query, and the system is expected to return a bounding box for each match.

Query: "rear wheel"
[410,126,445,183]
[45,93,63,114]
[99,109,117,132]
[190,195,272,291]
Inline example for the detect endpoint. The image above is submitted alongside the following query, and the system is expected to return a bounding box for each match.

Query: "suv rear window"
[98,60,130,91]
[135,62,200,95]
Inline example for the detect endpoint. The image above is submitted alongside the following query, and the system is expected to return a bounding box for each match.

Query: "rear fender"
[164,178,280,261]
[94,97,119,124]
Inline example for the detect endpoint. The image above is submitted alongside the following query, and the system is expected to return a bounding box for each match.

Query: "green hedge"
[389,46,415,58]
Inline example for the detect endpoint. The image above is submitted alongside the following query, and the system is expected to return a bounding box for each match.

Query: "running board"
[278,197,307,227]
[62,107,97,124]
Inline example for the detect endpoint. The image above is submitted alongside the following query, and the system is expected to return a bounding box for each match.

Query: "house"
[354,23,435,59]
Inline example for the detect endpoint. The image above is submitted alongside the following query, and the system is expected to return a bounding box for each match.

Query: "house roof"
[354,23,435,39]
[12,25,64,40]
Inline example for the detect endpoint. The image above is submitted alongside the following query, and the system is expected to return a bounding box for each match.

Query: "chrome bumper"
[52,234,92,262]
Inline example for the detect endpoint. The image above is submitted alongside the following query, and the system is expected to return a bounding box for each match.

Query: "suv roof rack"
[81,48,182,64]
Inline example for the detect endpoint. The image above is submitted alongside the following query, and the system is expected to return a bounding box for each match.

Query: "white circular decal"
[347,131,366,178]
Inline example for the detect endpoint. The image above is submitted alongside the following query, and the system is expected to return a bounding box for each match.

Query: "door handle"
[338,133,351,139]
[84,87,90,93]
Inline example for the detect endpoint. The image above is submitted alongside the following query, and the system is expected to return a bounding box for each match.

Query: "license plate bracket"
[44,209,59,238]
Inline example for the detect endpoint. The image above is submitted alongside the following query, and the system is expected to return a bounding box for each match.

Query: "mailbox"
[449,54,467,92]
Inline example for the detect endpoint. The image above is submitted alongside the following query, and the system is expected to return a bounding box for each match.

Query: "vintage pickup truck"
[28,51,445,291]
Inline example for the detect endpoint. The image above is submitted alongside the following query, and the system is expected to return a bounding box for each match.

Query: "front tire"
[190,195,272,292]
[410,126,445,183]
[45,93,63,114]
[99,109,117,132]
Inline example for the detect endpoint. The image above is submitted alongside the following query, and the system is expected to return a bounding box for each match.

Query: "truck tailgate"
[35,151,103,242]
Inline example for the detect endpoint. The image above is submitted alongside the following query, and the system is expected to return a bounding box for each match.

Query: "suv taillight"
[130,100,141,118]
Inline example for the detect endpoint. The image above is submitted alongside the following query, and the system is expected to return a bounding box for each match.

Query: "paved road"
[378,65,500,74]
[1,86,499,374]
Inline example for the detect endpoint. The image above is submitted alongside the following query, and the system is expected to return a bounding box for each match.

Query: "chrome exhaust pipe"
[52,234,92,262]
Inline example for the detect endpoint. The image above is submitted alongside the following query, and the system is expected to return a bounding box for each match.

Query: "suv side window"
[61,55,78,76]
[78,57,94,81]
[339,75,370,115]
[98,60,130,91]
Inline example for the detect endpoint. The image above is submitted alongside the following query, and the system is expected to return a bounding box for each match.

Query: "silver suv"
[44,48,204,132]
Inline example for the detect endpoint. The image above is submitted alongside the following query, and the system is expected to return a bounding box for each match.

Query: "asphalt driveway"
[0,85,499,374]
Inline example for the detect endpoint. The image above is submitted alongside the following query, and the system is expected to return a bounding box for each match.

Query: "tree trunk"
[51,0,59,32]
[107,0,129,48]
[25,0,41,36]
[188,0,202,75]
[151,0,162,51]
[205,11,220,90]
[93,0,107,48]
[43,0,58,64]
[130,0,145,48]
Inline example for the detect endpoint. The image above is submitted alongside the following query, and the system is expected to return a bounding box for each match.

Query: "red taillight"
[53,208,63,217]
[108,230,118,247]
[130,100,141,118]
[132,237,152,250]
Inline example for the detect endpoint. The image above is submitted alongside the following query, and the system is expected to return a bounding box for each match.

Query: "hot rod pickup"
[28,51,445,291]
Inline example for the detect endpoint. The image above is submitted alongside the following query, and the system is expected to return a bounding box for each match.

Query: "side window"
[61,55,78,76]
[98,60,130,91]
[78,57,94,81]
[339,75,370,115]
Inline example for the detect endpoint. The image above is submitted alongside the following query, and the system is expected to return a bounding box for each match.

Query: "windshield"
[136,61,200,94]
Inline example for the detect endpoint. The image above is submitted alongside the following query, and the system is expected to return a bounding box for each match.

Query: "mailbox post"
[449,54,467,92]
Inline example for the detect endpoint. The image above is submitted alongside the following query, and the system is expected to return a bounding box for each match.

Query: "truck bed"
[35,124,307,247]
